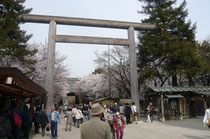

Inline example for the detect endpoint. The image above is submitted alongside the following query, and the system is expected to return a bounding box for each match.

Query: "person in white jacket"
[203,105,210,128]
[75,107,83,128]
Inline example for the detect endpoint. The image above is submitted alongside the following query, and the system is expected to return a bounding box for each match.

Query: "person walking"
[82,104,89,123]
[81,103,111,139]
[113,103,120,113]
[146,105,151,123]
[119,105,124,115]
[113,110,125,139]
[34,107,40,133]
[103,105,108,121]
[10,103,22,139]
[65,108,73,131]
[48,107,61,139]
[39,109,49,137]
[107,109,115,139]
[21,105,31,139]
[72,105,77,126]
[124,103,132,124]
[75,106,83,128]
[149,102,153,122]
[203,105,210,128]
[131,102,138,124]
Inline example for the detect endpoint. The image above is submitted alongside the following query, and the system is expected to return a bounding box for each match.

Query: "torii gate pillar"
[45,20,56,113]
[128,26,139,114]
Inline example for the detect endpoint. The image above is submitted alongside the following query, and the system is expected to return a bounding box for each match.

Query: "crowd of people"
[0,102,146,139]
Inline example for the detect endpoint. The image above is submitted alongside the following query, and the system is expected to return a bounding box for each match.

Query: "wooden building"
[143,87,210,121]
[94,97,116,106]
[0,67,47,111]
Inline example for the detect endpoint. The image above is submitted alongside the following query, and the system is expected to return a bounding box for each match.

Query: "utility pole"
[108,45,111,98]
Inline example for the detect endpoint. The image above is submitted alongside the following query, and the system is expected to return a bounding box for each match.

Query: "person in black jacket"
[34,107,40,133]
[124,103,132,124]
[39,109,49,137]
[21,105,31,139]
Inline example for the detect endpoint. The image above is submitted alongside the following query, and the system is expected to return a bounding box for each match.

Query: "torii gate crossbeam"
[22,14,155,115]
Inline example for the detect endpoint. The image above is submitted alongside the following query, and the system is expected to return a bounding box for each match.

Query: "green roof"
[144,87,210,93]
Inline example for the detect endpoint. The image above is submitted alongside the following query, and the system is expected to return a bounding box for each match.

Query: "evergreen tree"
[0,0,36,68]
[197,39,210,86]
[137,0,200,87]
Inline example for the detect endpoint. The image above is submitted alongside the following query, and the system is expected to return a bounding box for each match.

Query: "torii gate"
[22,14,155,114]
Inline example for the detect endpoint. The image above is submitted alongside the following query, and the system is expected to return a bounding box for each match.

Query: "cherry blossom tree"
[76,46,131,99]
[75,73,109,98]
[28,43,70,102]
[94,46,131,98]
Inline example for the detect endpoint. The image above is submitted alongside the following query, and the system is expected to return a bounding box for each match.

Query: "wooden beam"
[56,35,129,46]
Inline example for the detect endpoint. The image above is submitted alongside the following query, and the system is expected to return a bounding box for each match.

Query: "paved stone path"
[30,116,210,139]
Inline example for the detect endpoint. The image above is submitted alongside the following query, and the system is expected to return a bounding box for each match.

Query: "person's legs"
[76,119,80,128]
[65,123,68,131]
[125,115,128,124]
[128,115,130,124]
[150,115,153,122]
[34,123,39,133]
[54,122,58,138]
[111,126,115,139]
[116,128,120,139]
[120,127,124,139]
[112,130,115,139]
[135,114,138,124]
[69,123,72,131]
[12,126,19,139]
[73,117,76,126]
[147,115,151,122]
[25,128,29,139]
[83,115,88,122]
[42,126,46,137]
[51,122,55,138]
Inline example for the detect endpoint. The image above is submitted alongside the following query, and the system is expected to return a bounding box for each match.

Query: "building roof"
[0,67,47,97]
[67,78,79,93]
[144,86,210,93]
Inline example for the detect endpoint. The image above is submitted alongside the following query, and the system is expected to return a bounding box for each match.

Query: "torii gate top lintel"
[21,14,155,31]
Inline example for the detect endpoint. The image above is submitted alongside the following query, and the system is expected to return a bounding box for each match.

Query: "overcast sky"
[21,0,210,78]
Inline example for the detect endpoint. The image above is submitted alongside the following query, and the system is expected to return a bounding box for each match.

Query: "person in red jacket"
[113,110,125,139]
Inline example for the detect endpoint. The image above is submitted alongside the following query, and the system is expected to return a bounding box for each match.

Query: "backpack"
[14,112,22,127]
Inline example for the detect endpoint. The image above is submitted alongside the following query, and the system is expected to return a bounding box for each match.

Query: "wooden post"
[179,98,183,120]
[204,97,207,110]
[161,94,165,122]
[157,97,161,120]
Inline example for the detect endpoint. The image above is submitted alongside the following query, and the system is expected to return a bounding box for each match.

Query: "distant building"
[67,78,79,104]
